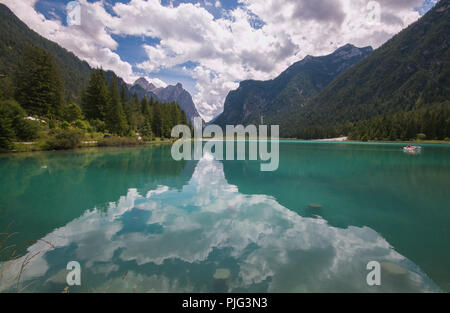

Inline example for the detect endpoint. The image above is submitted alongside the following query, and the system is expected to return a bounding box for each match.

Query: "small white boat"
[403,145,422,154]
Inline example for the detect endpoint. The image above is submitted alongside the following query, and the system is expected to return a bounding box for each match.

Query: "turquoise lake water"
[0,141,449,292]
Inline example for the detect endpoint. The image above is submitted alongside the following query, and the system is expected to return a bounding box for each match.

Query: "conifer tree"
[0,101,14,150]
[180,110,188,126]
[120,84,127,105]
[152,100,162,137]
[14,45,64,118]
[81,69,110,121]
[106,75,128,135]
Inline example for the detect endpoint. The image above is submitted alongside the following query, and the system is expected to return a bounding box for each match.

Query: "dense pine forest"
[293,102,450,141]
[0,44,189,152]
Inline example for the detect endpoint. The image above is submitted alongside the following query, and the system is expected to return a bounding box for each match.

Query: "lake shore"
[5,137,449,155]
[5,138,175,154]
[280,138,450,145]
[311,137,348,142]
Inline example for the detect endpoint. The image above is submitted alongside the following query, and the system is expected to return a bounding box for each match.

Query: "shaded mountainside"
[214,44,373,128]
[0,3,91,103]
[130,78,202,124]
[279,0,450,137]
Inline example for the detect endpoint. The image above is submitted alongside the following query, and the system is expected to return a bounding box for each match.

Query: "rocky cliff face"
[131,78,201,124]
[154,83,201,124]
[134,77,157,92]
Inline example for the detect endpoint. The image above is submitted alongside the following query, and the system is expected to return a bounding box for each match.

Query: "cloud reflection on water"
[0,153,441,292]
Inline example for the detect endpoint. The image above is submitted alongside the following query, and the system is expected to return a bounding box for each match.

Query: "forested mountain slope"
[0,3,91,102]
[215,44,372,128]
[278,0,450,137]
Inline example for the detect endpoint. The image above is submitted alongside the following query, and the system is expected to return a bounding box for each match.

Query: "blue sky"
[34,0,245,97]
[2,0,438,121]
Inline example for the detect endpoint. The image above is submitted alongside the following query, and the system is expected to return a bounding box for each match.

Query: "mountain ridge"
[272,0,450,137]
[131,77,202,124]
[214,44,373,128]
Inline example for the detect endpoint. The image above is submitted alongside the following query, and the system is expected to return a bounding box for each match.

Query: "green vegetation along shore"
[0,45,191,153]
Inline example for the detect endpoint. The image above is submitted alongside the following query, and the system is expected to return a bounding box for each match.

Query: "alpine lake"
[0,141,449,292]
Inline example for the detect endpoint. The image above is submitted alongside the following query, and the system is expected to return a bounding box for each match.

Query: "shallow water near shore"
[0,142,449,292]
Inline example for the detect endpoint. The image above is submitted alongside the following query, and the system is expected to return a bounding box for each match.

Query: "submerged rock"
[213,268,231,280]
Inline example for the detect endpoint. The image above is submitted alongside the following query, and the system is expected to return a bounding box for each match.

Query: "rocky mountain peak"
[134,77,157,92]
[130,78,202,124]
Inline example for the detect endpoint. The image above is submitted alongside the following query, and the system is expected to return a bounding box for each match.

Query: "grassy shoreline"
[6,137,175,154]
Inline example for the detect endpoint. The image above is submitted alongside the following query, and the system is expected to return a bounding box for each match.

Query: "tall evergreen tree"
[139,97,153,136]
[0,101,14,150]
[106,75,129,136]
[14,45,64,118]
[141,97,150,116]
[170,102,181,126]
[152,100,162,137]
[81,69,110,120]
[124,93,142,133]
[180,110,188,126]
[0,76,14,100]
[120,84,127,105]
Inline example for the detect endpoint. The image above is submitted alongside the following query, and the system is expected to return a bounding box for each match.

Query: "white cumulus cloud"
[0,0,430,121]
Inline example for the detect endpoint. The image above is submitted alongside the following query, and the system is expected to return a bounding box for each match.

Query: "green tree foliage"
[140,118,153,138]
[16,118,40,141]
[81,69,110,121]
[123,93,139,133]
[152,100,163,137]
[14,45,64,118]
[347,102,450,141]
[0,101,15,150]
[74,119,92,132]
[141,97,150,117]
[0,75,14,100]
[139,97,153,137]
[120,84,127,104]
[0,4,91,102]
[90,119,107,133]
[106,75,129,135]
[62,102,83,122]
[45,128,83,150]
[162,102,180,137]
[180,109,188,126]
[0,99,40,149]
[293,102,450,141]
